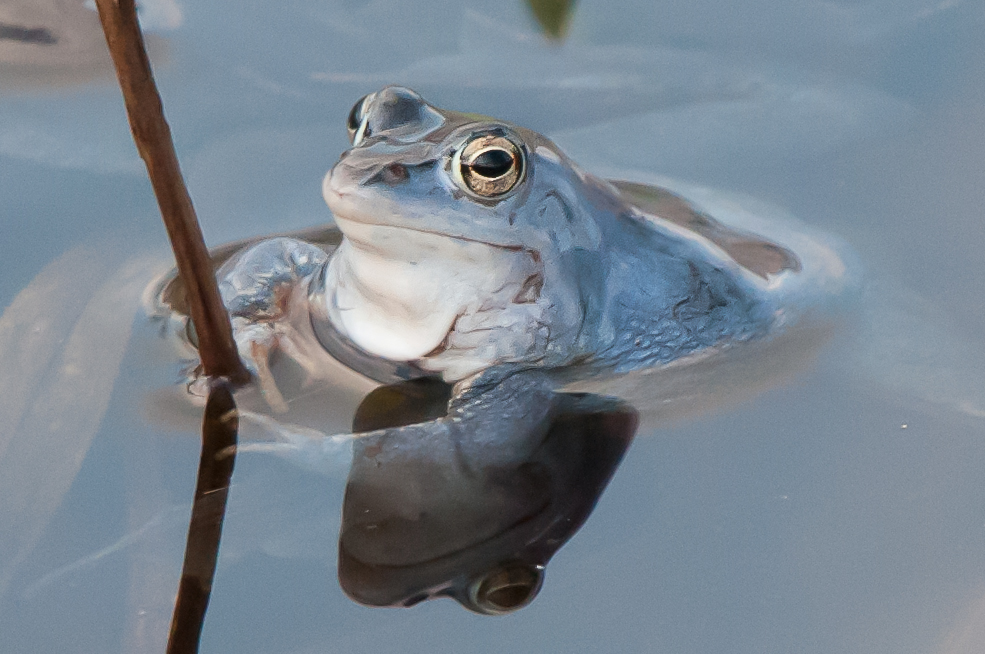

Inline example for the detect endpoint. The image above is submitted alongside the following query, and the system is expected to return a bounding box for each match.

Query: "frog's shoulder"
[609,179,801,280]
[155,224,342,317]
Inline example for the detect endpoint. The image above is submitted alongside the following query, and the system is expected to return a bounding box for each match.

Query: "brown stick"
[93,0,249,384]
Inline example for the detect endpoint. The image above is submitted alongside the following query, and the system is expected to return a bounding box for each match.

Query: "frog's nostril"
[385,163,408,182]
[364,163,409,187]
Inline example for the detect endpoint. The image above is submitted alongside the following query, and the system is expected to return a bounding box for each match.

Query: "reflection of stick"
[93,0,248,384]
[168,381,239,654]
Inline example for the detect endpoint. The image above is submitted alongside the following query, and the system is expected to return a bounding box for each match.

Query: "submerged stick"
[93,0,249,384]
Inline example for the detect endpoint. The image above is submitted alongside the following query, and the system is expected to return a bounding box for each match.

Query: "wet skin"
[218,86,802,390]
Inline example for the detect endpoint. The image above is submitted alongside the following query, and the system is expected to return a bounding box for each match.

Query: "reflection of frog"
[339,378,637,615]
[217,86,816,398]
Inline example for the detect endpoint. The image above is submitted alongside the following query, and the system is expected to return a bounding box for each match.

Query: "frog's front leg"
[217,237,329,410]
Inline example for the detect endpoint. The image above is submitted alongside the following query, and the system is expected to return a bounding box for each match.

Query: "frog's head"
[321,87,614,374]
[323,86,608,259]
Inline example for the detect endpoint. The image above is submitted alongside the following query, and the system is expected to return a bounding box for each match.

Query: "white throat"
[321,222,539,365]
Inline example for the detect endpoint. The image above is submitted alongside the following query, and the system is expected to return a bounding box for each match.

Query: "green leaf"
[525,0,577,41]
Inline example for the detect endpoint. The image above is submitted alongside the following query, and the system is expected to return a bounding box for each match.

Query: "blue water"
[1,1,984,652]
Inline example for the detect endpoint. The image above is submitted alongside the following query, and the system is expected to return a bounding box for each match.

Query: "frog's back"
[580,175,856,374]
[611,181,801,280]
[638,177,858,314]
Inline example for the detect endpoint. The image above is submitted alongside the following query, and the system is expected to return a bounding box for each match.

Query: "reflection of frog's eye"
[347,95,370,145]
[466,562,543,615]
[455,134,525,199]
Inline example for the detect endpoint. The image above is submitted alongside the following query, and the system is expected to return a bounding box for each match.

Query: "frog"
[214,85,828,409]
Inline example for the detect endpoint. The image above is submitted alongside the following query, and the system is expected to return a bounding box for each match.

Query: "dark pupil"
[469,149,514,178]
[484,583,534,610]
[347,96,367,134]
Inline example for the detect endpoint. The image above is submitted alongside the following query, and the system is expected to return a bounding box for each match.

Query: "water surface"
[1,1,984,652]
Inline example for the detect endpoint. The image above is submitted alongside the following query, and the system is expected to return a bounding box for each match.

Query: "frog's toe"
[235,410,354,475]
[228,319,289,411]
[237,409,321,441]
[231,319,276,364]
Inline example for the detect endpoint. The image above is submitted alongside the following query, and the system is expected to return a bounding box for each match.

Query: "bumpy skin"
[220,86,788,392]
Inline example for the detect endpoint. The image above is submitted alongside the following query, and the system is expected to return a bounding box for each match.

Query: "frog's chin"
[332,295,457,362]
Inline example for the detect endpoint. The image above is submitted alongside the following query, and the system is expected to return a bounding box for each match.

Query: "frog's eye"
[454,134,525,199]
[465,562,543,615]
[347,94,370,145]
